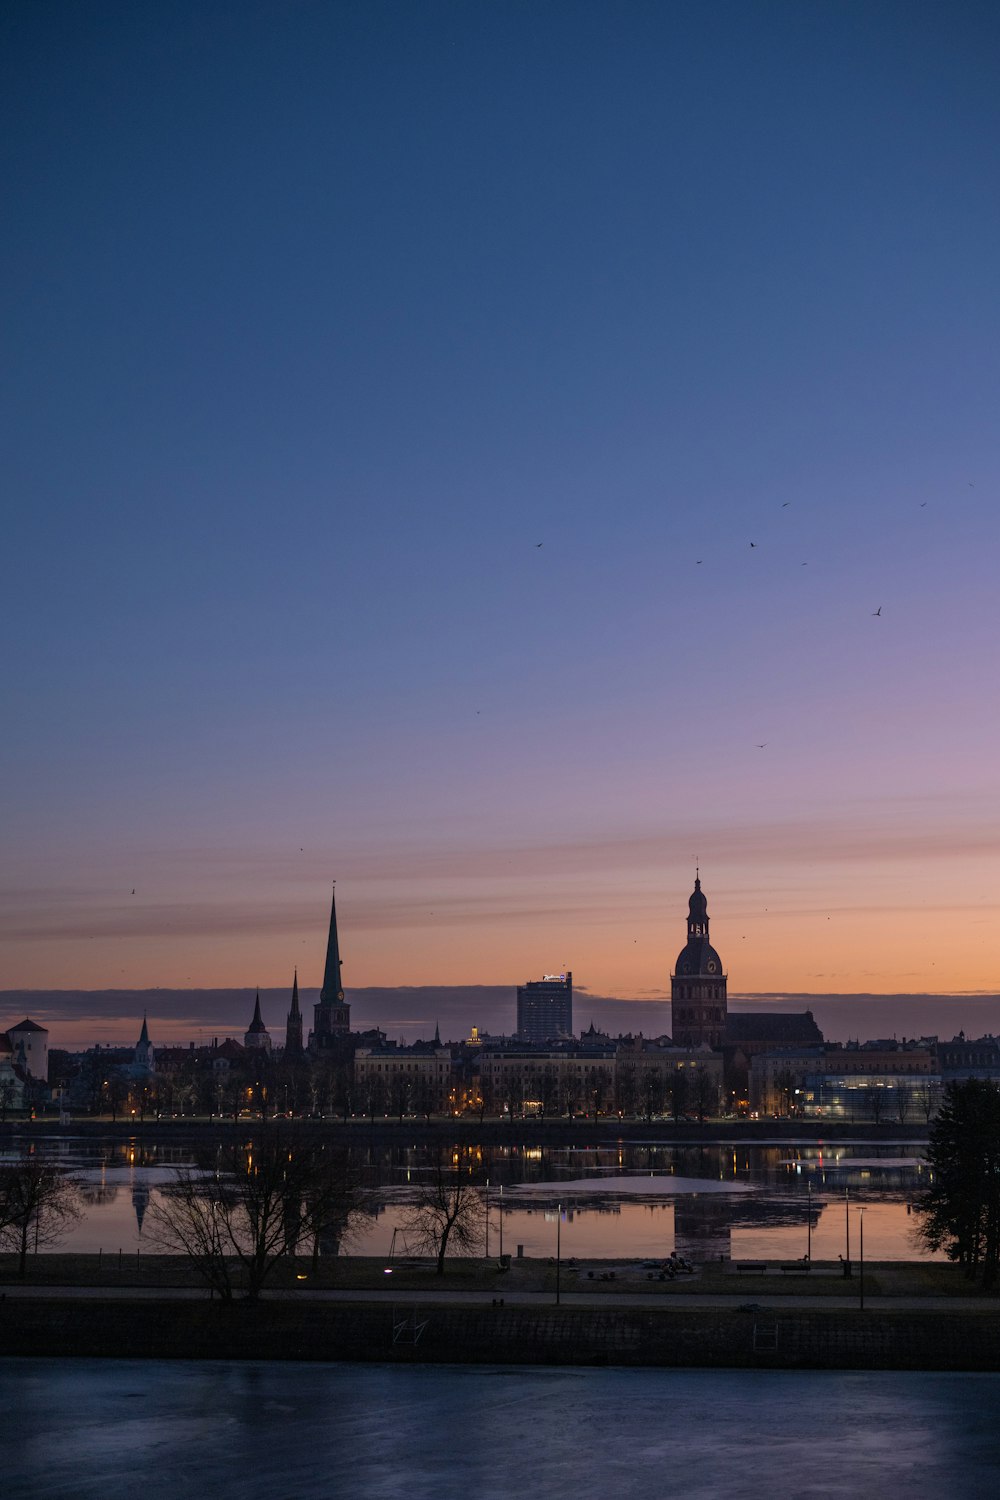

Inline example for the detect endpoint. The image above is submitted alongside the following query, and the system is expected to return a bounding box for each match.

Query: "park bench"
[780,1262,813,1273]
[735,1261,768,1273]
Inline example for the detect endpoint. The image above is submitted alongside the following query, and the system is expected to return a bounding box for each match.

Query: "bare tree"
[0,1077,17,1124]
[0,1160,83,1277]
[694,1067,718,1122]
[146,1131,367,1301]
[397,1154,484,1274]
[864,1084,886,1125]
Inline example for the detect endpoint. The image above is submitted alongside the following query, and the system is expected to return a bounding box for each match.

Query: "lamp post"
[498,1184,504,1261]
[556,1202,562,1306]
[844,1186,851,1277]
[806,1179,813,1262]
[859,1208,866,1311]
[484,1178,489,1259]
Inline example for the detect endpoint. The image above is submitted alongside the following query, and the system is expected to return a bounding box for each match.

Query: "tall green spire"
[320,885,344,1003]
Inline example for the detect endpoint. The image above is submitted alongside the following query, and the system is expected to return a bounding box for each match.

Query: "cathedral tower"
[670,874,727,1048]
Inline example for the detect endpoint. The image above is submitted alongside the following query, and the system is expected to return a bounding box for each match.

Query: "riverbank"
[2,1255,997,1371]
[3,1294,999,1371]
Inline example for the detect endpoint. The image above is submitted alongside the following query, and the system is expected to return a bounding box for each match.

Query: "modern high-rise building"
[517,971,573,1044]
[670,875,727,1048]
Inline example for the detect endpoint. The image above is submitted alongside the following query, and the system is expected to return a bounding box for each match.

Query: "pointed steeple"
[312,882,351,1049]
[320,885,344,1003]
[134,1013,154,1074]
[248,990,266,1032]
[433,1021,441,1047]
[245,990,272,1053]
[285,968,303,1056]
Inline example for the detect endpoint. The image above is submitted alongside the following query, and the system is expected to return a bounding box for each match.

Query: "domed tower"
[670,874,727,1048]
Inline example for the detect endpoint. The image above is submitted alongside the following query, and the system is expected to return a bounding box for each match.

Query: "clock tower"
[670,874,727,1048]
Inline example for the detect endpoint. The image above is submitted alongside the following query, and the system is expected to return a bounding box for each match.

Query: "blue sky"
[3,2,1000,1010]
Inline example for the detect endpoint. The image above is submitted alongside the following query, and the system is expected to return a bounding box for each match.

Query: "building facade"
[517,972,573,1044]
[6,1018,49,1082]
[354,1040,454,1114]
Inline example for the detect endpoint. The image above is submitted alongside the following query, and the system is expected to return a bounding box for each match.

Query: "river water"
[6,1136,936,1263]
[3,1359,1000,1499]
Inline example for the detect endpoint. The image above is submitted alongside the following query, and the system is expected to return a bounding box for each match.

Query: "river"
[3,1359,999,1499]
[5,1135,936,1262]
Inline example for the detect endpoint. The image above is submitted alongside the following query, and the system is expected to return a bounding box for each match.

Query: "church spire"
[320,885,344,1003]
[285,968,303,1056]
[245,990,272,1053]
[312,883,351,1049]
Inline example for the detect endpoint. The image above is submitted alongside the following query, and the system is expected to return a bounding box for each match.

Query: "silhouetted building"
[311,885,351,1051]
[133,1015,155,1076]
[285,969,304,1055]
[671,876,727,1048]
[6,1018,49,1082]
[244,991,272,1054]
[517,972,573,1043]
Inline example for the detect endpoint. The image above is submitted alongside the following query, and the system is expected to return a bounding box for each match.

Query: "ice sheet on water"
[512,1174,752,1196]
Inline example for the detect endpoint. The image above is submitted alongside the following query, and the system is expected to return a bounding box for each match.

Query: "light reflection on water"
[3,1138,940,1262]
[3,1359,1000,1500]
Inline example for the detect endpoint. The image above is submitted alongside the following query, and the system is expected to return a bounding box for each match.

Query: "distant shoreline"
[2,1117,929,1147]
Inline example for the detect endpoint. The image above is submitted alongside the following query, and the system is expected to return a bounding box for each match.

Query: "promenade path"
[2,1283,996,1312]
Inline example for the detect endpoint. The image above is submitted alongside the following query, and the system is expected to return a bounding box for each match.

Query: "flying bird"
[750,542,757,549]
[131,889,135,895]
[781,502,791,507]
[756,743,767,749]
[535,542,543,548]
[872,607,882,617]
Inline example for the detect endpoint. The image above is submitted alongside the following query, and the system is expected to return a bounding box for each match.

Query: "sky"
[3,2,1000,1034]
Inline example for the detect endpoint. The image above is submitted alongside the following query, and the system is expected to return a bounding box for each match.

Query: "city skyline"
[3,5,999,1007]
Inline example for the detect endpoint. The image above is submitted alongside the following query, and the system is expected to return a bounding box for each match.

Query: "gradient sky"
[3,2,1000,1016]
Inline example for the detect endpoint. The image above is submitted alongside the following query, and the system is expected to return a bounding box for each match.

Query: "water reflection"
[1,1136,937,1261]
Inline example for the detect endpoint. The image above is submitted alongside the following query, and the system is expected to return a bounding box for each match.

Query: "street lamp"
[806,1179,813,1262]
[555,1201,563,1306]
[484,1177,489,1259]
[859,1208,866,1311]
[844,1186,852,1277]
[498,1184,504,1262]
